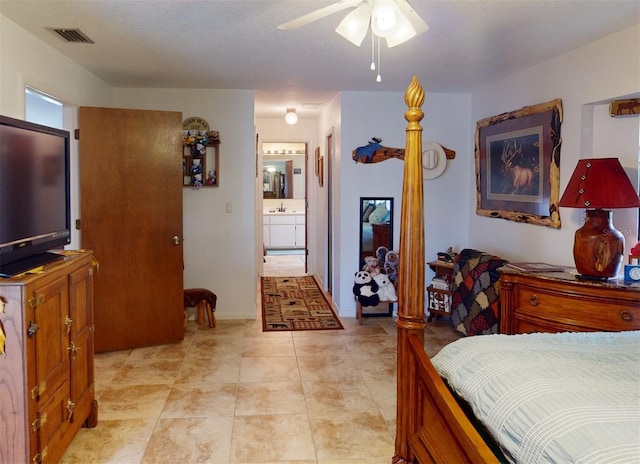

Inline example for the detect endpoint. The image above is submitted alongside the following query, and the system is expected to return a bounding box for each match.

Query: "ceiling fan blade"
[277,0,363,30]
[396,0,429,35]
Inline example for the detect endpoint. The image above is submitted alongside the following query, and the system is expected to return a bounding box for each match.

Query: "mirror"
[359,197,394,317]
[263,142,306,199]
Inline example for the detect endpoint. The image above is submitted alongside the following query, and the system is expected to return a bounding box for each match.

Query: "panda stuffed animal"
[352,271,380,307]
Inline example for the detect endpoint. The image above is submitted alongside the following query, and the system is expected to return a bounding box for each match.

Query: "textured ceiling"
[1,1,638,119]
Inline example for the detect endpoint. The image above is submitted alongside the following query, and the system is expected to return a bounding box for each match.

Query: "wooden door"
[79,107,183,352]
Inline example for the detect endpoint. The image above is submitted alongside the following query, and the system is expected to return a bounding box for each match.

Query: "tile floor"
[61,275,461,463]
[263,252,306,277]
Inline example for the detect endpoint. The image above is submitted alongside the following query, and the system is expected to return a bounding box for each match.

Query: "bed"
[392,77,640,464]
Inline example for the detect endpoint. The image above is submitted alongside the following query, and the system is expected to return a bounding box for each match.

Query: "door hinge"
[31,413,47,431]
[28,295,44,309]
[27,321,40,338]
[68,341,81,359]
[66,399,76,421]
[74,128,80,140]
[75,218,81,230]
[65,316,73,335]
[31,382,47,399]
[32,446,47,464]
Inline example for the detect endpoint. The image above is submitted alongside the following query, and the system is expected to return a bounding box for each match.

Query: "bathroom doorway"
[262,142,307,276]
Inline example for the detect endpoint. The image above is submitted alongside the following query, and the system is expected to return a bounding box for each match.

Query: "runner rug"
[261,276,344,332]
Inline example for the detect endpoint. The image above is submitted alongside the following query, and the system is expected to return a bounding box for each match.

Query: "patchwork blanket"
[450,249,506,336]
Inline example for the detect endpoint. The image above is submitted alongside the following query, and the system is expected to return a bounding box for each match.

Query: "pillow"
[368,203,389,224]
[362,202,376,222]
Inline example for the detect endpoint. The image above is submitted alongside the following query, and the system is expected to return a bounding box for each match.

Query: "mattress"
[431,330,640,464]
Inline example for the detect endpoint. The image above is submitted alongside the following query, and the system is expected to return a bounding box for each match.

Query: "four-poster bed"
[394,75,500,463]
[392,77,640,463]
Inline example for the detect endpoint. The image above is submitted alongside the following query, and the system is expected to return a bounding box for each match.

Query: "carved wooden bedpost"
[393,76,426,464]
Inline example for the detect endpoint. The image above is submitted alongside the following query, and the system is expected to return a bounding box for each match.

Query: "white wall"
[316,94,342,292]
[468,25,640,266]
[112,88,257,319]
[333,89,471,316]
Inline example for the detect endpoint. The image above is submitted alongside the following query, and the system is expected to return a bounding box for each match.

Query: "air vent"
[51,28,94,44]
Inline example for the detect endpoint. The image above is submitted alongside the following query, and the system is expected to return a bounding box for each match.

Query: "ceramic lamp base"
[572,209,624,279]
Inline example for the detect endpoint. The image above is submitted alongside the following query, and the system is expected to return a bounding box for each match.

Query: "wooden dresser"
[0,251,97,464]
[500,269,640,334]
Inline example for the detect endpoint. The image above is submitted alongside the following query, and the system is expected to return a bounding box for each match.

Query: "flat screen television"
[0,115,71,277]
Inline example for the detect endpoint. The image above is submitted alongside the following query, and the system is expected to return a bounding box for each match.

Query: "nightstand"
[427,260,454,319]
[500,269,640,334]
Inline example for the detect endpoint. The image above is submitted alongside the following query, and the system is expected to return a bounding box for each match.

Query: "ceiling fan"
[277,0,429,48]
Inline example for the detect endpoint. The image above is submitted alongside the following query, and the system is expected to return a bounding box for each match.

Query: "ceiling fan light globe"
[335,3,372,46]
[371,0,402,37]
[385,18,416,47]
[375,10,396,31]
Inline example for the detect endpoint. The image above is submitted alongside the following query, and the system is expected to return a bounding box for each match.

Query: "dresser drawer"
[514,285,639,332]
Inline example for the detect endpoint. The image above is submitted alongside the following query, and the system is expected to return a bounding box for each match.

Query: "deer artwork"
[500,138,538,195]
[615,100,639,115]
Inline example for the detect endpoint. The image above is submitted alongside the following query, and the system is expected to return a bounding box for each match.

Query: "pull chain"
[376,35,382,82]
[370,32,376,70]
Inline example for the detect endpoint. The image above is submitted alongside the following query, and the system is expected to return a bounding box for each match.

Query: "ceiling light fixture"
[279,1,428,83]
[285,108,298,125]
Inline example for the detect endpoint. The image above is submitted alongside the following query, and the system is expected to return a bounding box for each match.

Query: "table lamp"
[558,157,640,280]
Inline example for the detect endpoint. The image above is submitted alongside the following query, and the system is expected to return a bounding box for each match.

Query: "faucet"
[279,202,285,212]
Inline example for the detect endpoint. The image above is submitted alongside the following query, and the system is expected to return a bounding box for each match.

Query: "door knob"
[172,236,182,245]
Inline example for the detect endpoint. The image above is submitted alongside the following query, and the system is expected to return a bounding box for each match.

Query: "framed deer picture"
[475,99,563,228]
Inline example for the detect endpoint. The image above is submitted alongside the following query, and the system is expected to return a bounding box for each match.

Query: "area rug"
[261,276,344,332]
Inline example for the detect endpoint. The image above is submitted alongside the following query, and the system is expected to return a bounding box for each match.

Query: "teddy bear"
[362,256,381,276]
[373,273,398,302]
[384,250,399,282]
[353,271,380,307]
[376,246,388,267]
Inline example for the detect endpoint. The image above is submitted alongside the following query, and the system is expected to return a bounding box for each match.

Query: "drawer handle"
[529,295,540,307]
[620,310,633,322]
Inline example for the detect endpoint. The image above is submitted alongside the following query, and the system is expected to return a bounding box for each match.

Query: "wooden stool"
[183,288,217,328]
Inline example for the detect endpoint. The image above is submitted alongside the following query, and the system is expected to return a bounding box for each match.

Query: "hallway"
[61,309,461,463]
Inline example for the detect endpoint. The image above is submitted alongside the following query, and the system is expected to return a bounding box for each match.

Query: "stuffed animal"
[374,273,398,302]
[376,246,388,266]
[353,271,380,307]
[384,250,399,282]
[362,256,381,276]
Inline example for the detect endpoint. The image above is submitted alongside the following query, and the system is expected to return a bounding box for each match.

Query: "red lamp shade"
[558,158,640,209]
[558,158,640,280]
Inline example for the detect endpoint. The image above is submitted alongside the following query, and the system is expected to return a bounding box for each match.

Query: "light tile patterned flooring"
[263,252,306,277]
[61,259,462,463]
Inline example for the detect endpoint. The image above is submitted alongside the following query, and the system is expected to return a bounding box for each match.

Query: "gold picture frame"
[475,99,563,228]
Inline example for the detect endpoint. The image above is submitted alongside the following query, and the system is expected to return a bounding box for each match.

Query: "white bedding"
[431,331,640,464]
